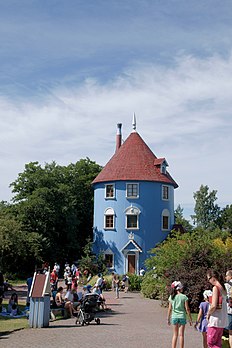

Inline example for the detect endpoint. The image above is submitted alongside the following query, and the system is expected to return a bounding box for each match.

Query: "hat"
[171,281,183,290]
[203,290,212,299]
[86,284,92,290]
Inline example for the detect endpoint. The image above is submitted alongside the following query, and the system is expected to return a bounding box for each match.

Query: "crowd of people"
[167,269,232,348]
[49,266,112,316]
[2,262,232,348]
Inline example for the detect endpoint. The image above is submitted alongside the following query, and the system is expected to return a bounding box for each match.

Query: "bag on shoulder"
[209,285,222,310]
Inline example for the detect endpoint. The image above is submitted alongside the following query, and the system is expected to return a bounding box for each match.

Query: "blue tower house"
[92,117,178,275]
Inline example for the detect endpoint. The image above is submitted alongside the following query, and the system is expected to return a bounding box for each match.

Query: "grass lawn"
[0,300,29,335]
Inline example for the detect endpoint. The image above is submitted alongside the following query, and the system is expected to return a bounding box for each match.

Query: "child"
[8,292,18,314]
[194,290,212,348]
[167,281,192,348]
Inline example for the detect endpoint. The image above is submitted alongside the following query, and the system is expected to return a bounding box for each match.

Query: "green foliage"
[141,271,168,304]
[78,238,107,275]
[220,204,232,232]
[191,185,221,229]
[142,229,232,312]
[8,158,102,268]
[127,273,142,291]
[0,212,45,276]
[174,204,193,232]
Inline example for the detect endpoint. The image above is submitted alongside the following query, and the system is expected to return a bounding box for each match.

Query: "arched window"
[162,209,170,230]
[104,208,115,229]
[125,206,140,229]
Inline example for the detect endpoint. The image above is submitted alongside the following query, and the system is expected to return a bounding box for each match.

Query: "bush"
[141,271,163,299]
[143,229,232,312]
[127,273,142,291]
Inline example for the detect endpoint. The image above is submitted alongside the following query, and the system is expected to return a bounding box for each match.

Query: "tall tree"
[0,203,45,275]
[191,185,220,229]
[174,204,193,232]
[220,204,232,232]
[10,158,102,265]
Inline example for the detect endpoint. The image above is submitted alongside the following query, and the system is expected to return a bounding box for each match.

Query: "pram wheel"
[95,318,100,325]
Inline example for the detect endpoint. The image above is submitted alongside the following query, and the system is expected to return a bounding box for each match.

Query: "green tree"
[220,204,232,232]
[191,185,220,229]
[0,212,45,276]
[142,228,232,311]
[174,204,193,232]
[10,158,102,265]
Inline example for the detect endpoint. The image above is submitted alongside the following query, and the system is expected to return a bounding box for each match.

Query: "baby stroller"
[76,293,101,326]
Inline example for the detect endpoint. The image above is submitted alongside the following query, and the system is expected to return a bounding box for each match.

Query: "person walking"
[167,281,192,348]
[194,289,212,348]
[206,269,228,348]
[115,275,120,299]
[225,270,232,348]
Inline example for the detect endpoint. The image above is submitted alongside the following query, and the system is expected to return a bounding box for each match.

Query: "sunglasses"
[207,276,213,281]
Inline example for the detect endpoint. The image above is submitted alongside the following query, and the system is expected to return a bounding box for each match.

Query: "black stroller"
[76,293,101,326]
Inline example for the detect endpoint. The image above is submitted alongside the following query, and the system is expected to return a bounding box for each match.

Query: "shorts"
[225,314,232,331]
[171,318,187,325]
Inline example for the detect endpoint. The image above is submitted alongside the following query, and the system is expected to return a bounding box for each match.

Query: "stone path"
[0,289,202,348]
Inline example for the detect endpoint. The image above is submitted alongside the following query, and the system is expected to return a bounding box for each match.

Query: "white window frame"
[162,209,170,231]
[104,208,115,229]
[125,206,140,230]
[161,164,166,174]
[162,185,169,200]
[126,183,139,199]
[104,252,114,269]
[105,183,115,199]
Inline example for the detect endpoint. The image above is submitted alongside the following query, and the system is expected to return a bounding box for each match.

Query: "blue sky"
[1,0,232,220]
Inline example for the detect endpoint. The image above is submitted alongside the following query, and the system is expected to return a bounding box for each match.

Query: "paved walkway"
[0,289,202,348]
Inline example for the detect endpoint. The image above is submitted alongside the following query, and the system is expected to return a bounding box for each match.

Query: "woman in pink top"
[206,270,228,348]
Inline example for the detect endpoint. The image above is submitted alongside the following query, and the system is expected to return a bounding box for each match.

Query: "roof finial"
[132,113,136,132]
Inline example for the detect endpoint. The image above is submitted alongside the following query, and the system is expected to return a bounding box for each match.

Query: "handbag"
[209,285,222,309]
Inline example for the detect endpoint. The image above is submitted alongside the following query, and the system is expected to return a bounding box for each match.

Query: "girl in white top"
[206,270,228,348]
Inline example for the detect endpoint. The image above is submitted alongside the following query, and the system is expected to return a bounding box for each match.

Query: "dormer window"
[161,163,166,174]
[126,183,139,198]
[105,184,115,199]
[154,158,169,175]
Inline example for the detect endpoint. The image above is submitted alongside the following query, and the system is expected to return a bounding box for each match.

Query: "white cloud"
[0,53,231,219]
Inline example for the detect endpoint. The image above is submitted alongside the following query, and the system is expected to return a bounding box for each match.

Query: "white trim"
[126,182,139,199]
[162,208,170,231]
[124,206,141,230]
[105,183,115,199]
[103,249,114,269]
[121,239,142,253]
[124,251,140,275]
[104,207,115,229]
[162,185,170,201]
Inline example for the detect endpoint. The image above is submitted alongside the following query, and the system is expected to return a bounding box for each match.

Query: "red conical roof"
[92,132,178,188]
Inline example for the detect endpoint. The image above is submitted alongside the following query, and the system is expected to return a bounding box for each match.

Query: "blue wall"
[93,180,174,274]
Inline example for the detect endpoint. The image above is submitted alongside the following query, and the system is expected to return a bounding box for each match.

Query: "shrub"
[141,271,165,299]
[127,273,142,291]
[143,229,232,312]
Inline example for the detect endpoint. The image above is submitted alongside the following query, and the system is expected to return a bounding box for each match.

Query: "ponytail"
[171,287,178,300]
